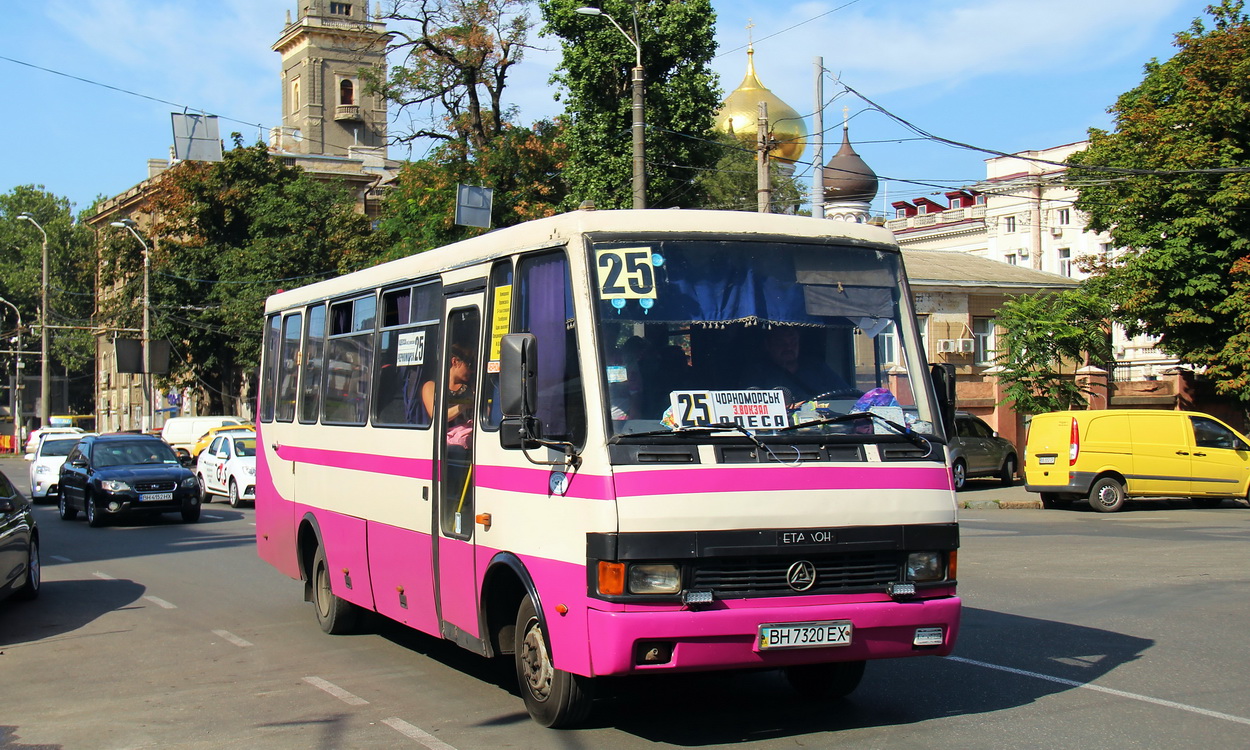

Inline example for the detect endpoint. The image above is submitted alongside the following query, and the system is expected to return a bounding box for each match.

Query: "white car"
[26,433,93,502]
[24,426,85,456]
[195,431,257,508]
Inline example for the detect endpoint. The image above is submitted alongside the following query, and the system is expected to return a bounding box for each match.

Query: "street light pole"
[0,296,21,454]
[110,219,152,431]
[16,213,49,429]
[575,6,646,209]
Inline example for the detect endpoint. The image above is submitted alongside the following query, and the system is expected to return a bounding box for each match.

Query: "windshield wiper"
[611,424,744,441]
[780,411,933,451]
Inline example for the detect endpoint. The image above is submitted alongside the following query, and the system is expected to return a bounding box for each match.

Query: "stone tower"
[272,1,390,157]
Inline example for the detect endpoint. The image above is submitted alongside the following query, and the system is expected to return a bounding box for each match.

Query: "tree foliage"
[372,0,534,150]
[992,290,1114,414]
[379,119,568,255]
[539,0,722,209]
[98,138,385,414]
[1068,0,1250,400]
[1,186,96,414]
[695,131,805,213]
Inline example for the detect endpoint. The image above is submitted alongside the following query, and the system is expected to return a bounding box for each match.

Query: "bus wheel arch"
[480,553,539,658]
[296,514,325,603]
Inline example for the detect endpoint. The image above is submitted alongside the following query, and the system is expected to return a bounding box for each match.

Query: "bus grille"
[690,552,900,598]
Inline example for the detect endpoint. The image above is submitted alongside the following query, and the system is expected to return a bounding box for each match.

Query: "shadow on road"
[0,577,146,648]
[0,725,62,749]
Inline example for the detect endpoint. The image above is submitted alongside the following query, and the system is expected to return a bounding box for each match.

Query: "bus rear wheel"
[513,596,593,728]
[312,545,359,635]
[783,660,866,700]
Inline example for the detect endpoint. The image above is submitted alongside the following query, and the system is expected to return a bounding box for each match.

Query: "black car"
[0,469,40,603]
[57,434,201,526]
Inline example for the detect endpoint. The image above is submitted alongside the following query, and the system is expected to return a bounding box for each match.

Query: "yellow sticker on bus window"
[596,247,658,300]
[490,284,512,361]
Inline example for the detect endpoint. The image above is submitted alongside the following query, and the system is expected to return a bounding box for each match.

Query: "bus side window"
[480,260,513,430]
[259,314,281,423]
[299,304,326,424]
[515,251,585,446]
[276,312,302,422]
[374,280,441,428]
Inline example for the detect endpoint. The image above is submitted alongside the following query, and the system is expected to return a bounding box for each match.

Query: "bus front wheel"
[783,660,866,700]
[513,596,593,728]
[312,545,359,635]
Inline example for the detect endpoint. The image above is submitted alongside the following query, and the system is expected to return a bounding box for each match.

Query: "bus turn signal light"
[598,561,625,596]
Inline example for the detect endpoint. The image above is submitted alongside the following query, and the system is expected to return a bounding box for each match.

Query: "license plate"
[758,620,852,650]
[141,492,174,502]
[1038,456,1056,465]
[914,627,945,646]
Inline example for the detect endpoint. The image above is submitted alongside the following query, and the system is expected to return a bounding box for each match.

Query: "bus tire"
[513,596,593,728]
[312,544,359,635]
[783,660,866,700]
[1088,476,1126,513]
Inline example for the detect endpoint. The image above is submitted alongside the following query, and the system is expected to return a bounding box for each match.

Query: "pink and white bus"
[255,208,961,727]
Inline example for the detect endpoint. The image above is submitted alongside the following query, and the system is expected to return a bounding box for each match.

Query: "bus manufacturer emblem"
[786,560,817,592]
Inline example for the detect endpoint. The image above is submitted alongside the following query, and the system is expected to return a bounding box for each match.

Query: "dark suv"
[58,434,200,526]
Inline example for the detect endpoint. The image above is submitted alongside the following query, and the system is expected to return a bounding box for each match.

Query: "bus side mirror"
[500,333,538,418]
[929,362,957,438]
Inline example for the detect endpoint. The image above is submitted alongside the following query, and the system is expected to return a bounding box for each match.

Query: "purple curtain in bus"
[527,255,567,437]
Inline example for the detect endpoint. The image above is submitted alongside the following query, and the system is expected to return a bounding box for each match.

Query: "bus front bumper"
[584,595,961,676]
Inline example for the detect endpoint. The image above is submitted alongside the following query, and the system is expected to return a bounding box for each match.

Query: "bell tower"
[272,1,390,156]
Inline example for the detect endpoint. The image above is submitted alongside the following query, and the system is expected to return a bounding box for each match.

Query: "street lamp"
[16,213,49,429]
[575,5,646,209]
[109,218,152,431]
[0,295,21,454]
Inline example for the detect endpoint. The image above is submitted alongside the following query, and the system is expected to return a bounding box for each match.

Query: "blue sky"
[0,0,1204,217]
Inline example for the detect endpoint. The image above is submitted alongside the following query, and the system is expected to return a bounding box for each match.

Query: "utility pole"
[757,101,771,213]
[16,213,49,428]
[811,57,825,219]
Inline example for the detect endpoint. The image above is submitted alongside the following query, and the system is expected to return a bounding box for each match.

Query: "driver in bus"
[747,327,853,405]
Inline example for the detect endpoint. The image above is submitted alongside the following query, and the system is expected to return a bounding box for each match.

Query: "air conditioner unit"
[1018,247,1030,258]
[938,339,957,353]
[957,338,976,353]
[1049,226,1063,237]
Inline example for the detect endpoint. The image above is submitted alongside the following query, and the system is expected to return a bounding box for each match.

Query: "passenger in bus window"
[422,343,476,439]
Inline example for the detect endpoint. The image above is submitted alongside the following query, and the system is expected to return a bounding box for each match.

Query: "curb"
[960,499,1044,510]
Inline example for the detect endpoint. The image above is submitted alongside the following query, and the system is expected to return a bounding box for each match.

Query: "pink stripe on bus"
[277,444,434,480]
[475,464,615,500]
[613,465,954,497]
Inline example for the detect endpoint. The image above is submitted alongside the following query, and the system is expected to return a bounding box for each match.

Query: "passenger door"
[434,296,484,642]
[1188,416,1250,496]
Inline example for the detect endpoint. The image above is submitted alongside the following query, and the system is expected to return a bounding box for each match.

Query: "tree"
[695,131,805,213]
[373,0,535,150]
[97,139,386,414]
[992,290,1114,414]
[539,0,722,209]
[1068,0,1250,400]
[1,186,97,415]
[380,119,568,255]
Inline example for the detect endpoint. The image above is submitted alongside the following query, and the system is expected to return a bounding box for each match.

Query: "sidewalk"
[956,477,1043,510]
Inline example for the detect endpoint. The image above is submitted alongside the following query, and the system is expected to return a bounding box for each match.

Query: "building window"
[917,204,927,215]
[329,2,352,15]
[291,79,301,114]
[973,317,996,365]
[895,208,908,219]
[339,79,354,106]
[1058,247,1072,277]
[975,194,986,205]
[916,315,929,359]
[1100,242,1113,255]
[1003,216,1016,233]
[1005,253,1017,266]
[949,197,960,209]
[1057,208,1070,227]
[876,322,897,366]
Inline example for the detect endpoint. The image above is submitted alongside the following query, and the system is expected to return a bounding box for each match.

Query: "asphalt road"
[2,454,1248,749]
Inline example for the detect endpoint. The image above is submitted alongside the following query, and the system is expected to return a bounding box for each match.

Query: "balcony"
[334,104,363,121]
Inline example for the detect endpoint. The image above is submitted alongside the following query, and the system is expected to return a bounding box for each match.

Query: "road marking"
[143,595,177,609]
[948,656,1250,726]
[51,555,72,562]
[204,514,223,519]
[383,717,459,750]
[212,629,253,648]
[303,676,369,706]
[93,571,116,580]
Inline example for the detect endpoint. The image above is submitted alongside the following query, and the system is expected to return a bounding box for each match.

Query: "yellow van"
[1024,409,1250,512]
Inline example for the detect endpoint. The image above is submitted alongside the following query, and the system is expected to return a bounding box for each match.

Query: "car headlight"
[101,479,132,493]
[906,552,945,582]
[242,465,256,477]
[35,465,50,475]
[181,476,198,489]
[628,563,682,594]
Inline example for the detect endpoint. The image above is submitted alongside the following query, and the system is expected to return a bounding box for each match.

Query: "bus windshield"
[592,238,936,439]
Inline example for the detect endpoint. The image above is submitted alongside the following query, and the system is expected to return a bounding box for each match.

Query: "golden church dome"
[714,47,807,164]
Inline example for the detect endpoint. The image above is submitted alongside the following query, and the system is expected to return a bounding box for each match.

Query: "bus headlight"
[628,564,681,594]
[906,552,945,582]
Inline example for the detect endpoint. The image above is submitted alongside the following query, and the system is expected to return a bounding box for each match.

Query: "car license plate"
[1038,456,1056,465]
[758,620,852,650]
[141,492,174,502]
